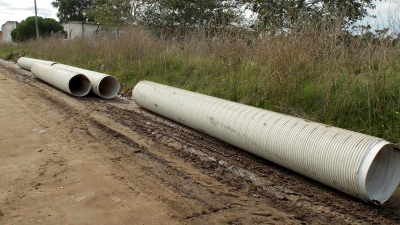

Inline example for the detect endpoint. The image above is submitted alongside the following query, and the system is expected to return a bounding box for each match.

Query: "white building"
[1,21,18,43]
[63,21,100,40]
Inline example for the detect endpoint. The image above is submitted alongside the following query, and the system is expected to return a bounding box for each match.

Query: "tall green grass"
[2,22,399,144]
[0,43,27,60]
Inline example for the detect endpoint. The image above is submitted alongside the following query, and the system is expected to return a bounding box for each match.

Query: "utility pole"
[34,0,39,40]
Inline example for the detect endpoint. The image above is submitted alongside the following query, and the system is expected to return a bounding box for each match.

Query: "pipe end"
[96,76,120,99]
[69,74,91,97]
[359,142,400,205]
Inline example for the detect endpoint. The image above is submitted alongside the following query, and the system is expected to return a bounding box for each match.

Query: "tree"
[243,0,377,31]
[89,0,138,34]
[51,0,94,23]
[140,0,243,34]
[11,17,64,42]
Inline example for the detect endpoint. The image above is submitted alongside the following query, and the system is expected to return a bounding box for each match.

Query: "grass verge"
[1,25,399,144]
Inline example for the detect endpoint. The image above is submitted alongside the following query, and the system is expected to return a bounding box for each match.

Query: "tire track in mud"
[91,119,232,212]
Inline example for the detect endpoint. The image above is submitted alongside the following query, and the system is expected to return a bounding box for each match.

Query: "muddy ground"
[1,59,400,225]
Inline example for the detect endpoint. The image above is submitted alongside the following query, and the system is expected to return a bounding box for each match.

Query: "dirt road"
[1,59,400,225]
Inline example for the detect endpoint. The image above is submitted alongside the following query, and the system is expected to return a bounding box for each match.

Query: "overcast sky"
[0,0,399,32]
[0,0,57,30]
[362,0,400,33]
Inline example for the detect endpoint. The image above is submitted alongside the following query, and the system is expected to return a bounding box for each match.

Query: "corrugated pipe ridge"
[17,57,120,99]
[31,63,91,97]
[132,80,400,204]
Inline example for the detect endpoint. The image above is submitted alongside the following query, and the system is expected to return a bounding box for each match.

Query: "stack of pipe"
[17,57,120,99]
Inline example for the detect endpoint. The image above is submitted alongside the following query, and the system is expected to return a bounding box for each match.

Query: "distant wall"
[1,21,18,43]
[63,21,100,40]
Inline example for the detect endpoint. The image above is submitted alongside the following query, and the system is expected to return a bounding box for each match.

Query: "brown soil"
[1,59,400,225]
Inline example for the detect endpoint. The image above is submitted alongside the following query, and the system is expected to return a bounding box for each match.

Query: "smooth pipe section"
[31,63,91,97]
[17,57,56,71]
[132,80,400,204]
[52,64,120,99]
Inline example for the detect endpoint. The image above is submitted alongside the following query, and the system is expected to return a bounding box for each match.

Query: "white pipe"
[17,57,56,71]
[17,57,120,99]
[132,80,400,204]
[52,64,120,99]
[31,63,91,97]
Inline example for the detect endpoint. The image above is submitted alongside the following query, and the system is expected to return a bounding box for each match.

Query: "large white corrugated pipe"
[51,64,120,99]
[17,57,56,71]
[31,63,91,97]
[132,81,400,205]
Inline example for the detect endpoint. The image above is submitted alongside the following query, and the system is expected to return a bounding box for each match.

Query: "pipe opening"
[97,76,120,99]
[68,74,91,97]
[365,144,400,204]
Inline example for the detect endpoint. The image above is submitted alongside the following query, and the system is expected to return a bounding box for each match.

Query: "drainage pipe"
[17,57,56,71]
[132,80,400,204]
[51,64,120,99]
[31,63,91,97]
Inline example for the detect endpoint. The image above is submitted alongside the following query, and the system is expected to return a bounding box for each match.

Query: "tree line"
[9,0,383,42]
[51,0,378,33]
